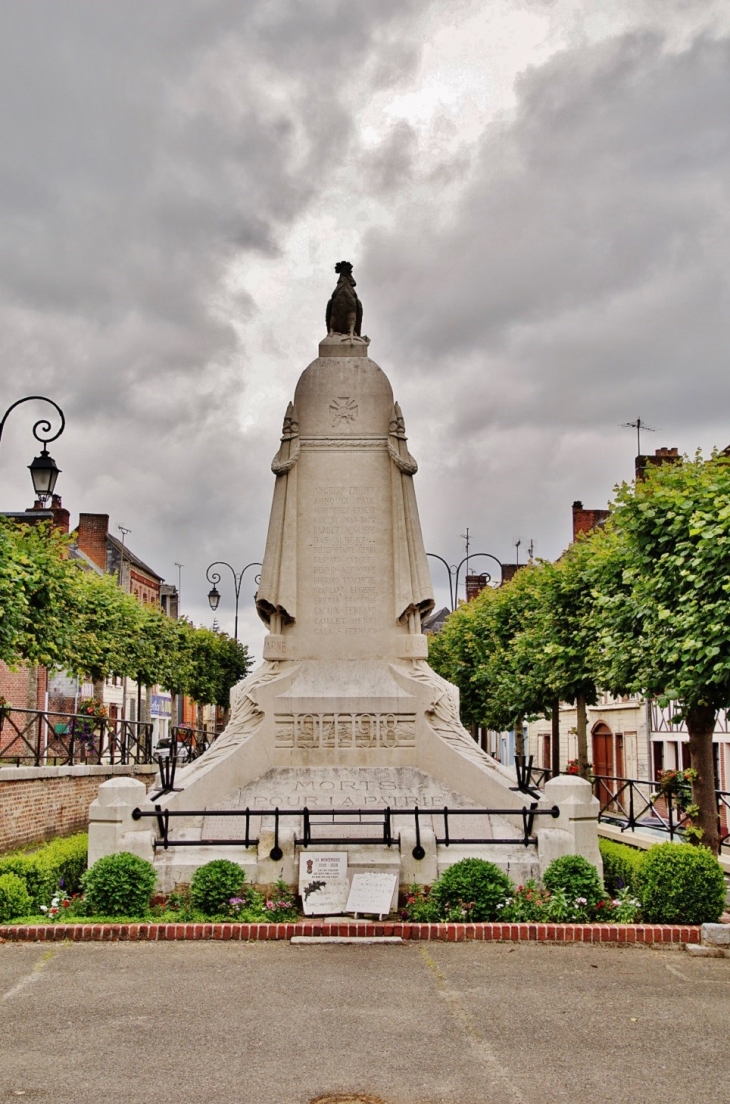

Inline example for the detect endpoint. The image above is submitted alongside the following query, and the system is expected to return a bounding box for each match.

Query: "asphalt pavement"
[1,940,728,1104]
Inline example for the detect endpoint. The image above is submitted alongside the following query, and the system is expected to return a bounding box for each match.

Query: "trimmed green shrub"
[543,855,605,918]
[431,858,512,921]
[0,833,88,910]
[190,860,247,918]
[0,872,33,922]
[638,843,725,924]
[81,852,156,918]
[599,839,645,896]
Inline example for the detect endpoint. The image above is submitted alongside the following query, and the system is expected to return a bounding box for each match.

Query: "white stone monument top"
[256,329,433,662]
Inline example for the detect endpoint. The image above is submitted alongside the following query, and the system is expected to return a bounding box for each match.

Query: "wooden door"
[592,723,614,777]
[592,723,614,807]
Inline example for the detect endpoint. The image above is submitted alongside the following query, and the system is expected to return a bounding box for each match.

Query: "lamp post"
[427,552,503,612]
[0,396,65,502]
[206,561,262,642]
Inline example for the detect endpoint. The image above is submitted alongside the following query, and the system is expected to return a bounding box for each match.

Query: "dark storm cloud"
[0,0,426,404]
[355,26,730,582]
[364,30,730,435]
[2,2,728,639]
[0,0,434,647]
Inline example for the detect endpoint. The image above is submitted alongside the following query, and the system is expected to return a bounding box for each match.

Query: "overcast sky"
[1,0,729,658]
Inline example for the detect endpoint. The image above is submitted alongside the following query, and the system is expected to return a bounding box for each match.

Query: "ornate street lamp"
[427,552,503,612]
[0,396,65,503]
[205,561,262,641]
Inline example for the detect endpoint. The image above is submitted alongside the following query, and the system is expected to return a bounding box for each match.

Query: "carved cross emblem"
[329,396,358,427]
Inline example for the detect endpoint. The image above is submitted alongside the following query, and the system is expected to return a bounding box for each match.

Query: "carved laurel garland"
[179,662,289,774]
[388,401,418,475]
[271,402,300,475]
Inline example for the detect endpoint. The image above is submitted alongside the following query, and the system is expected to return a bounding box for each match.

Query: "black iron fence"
[0,706,215,768]
[131,801,561,859]
[591,772,730,853]
[509,759,730,853]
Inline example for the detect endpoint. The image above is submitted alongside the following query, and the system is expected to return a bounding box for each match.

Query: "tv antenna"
[620,417,656,456]
[117,525,131,591]
[174,562,183,605]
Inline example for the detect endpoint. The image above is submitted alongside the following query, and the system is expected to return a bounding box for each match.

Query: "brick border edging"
[0,921,701,944]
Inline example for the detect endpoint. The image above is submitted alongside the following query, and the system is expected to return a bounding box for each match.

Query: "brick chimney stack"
[635,447,680,481]
[77,513,109,571]
[572,500,609,541]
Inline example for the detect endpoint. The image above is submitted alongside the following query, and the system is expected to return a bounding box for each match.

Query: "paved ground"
[1,940,728,1104]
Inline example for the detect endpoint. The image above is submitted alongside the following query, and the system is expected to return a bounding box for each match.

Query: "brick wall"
[0,764,157,852]
[76,513,109,571]
[0,663,47,713]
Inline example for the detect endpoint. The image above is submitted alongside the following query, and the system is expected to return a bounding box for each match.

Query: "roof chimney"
[77,514,109,571]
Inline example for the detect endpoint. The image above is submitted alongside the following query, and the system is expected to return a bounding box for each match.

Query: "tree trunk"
[514,715,525,758]
[92,676,105,704]
[685,703,719,854]
[551,698,561,778]
[576,693,590,780]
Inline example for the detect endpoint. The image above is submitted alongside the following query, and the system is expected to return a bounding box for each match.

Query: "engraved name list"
[312,483,381,635]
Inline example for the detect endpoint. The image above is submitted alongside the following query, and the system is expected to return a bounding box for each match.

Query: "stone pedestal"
[88,777,154,866]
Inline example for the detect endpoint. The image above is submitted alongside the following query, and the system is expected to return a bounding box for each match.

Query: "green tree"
[429,533,618,779]
[0,518,77,671]
[429,566,549,746]
[62,570,142,687]
[594,452,730,852]
[181,623,250,708]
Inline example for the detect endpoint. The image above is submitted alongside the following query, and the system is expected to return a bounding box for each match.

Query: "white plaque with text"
[346,872,398,918]
[299,852,349,915]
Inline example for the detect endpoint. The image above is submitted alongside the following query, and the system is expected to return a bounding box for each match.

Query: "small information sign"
[345,872,398,919]
[299,852,349,916]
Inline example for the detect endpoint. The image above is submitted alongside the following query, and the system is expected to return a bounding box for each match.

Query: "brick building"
[0,501,181,747]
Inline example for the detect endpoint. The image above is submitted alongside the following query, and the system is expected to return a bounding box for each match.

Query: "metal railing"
[591,773,730,853]
[0,707,216,768]
[131,802,560,860]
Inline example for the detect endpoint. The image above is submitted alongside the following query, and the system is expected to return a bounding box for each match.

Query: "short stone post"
[537,775,603,878]
[88,777,155,867]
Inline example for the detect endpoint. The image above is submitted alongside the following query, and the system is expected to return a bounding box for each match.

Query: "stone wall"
[0,764,157,852]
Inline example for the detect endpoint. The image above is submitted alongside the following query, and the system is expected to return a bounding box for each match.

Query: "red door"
[592,723,614,807]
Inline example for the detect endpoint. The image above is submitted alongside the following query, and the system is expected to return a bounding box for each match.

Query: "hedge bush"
[430,858,512,921]
[0,872,32,922]
[543,855,605,917]
[190,860,247,918]
[81,852,157,918]
[638,843,726,924]
[0,832,87,910]
[599,839,645,896]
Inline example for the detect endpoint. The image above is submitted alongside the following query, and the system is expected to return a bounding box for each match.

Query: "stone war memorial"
[89,262,600,903]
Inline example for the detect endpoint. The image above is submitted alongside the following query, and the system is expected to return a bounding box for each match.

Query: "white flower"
[39,905,48,913]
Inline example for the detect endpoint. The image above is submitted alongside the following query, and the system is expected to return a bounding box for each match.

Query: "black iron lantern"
[207,584,221,612]
[28,447,61,500]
